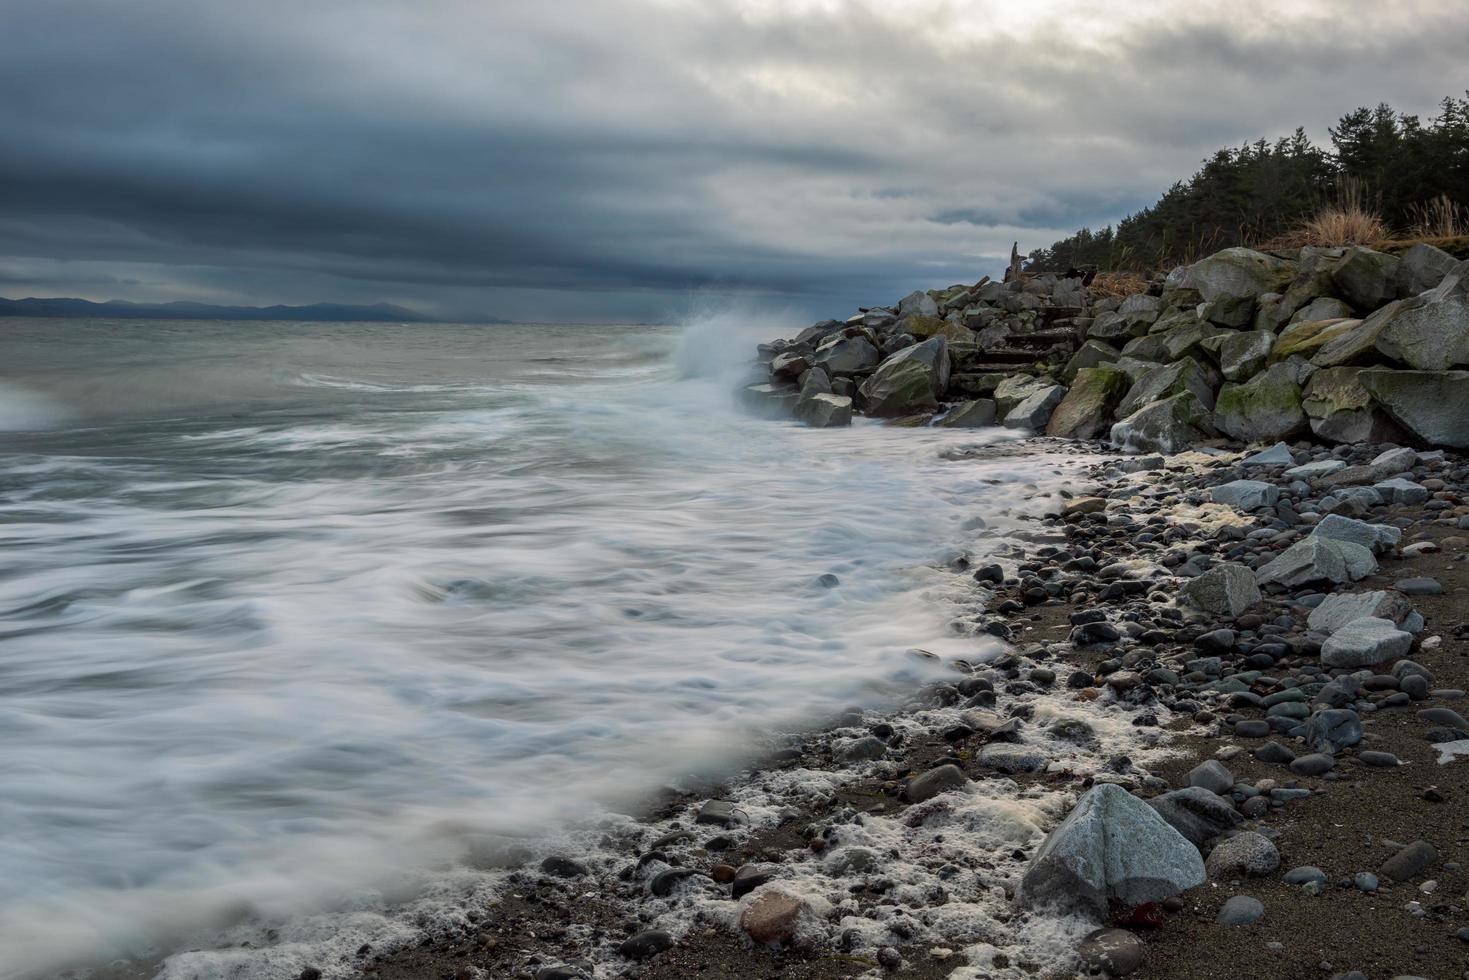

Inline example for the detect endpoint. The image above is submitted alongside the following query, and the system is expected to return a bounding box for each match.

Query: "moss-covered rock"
[1175,247,1297,327]
[1358,369,1469,448]
[1110,391,1216,454]
[1117,357,1218,418]
[1302,367,1411,444]
[901,314,973,344]
[936,399,997,428]
[857,337,950,416]
[1330,246,1400,311]
[1046,367,1132,440]
[1214,362,1308,443]
[1272,317,1359,361]
[1062,340,1120,382]
[1371,276,1469,370]
[1218,330,1275,381]
[1310,302,1402,368]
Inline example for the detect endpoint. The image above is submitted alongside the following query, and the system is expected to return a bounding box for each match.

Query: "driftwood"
[1004,242,1024,283]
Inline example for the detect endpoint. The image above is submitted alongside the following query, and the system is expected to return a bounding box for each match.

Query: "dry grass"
[1267,205,1389,248]
[1407,194,1468,239]
[1088,270,1150,299]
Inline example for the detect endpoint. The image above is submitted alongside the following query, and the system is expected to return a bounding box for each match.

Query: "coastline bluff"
[746,242,1469,452]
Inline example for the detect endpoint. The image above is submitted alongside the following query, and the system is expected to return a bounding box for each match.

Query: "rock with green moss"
[1110,391,1216,454]
[994,374,1051,416]
[1117,357,1218,418]
[1218,330,1275,381]
[1003,384,1068,431]
[1289,296,1354,325]
[936,399,997,428]
[858,337,950,417]
[794,392,853,428]
[901,314,973,344]
[1358,369,1469,448]
[1394,242,1460,297]
[1302,367,1411,444]
[1310,302,1402,368]
[1331,246,1400,311]
[1162,321,1232,364]
[1214,362,1309,443]
[1175,248,1296,327]
[1273,317,1359,361]
[1371,276,1469,370]
[1062,340,1120,382]
[1046,367,1132,440]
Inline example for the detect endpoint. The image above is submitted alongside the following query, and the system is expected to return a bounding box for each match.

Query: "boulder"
[936,399,997,428]
[769,351,810,380]
[1240,442,1294,466]
[1046,367,1130,439]
[812,334,880,377]
[1110,391,1215,454]
[1358,369,1469,448]
[1307,590,1414,633]
[1372,275,1469,370]
[904,764,967,803]
[1016,784,1206,919]
[1255,536,1376,588]
[1213,363,1308,443]
[1179,563,1260,617]
[1062,340,1120,382]
[1393,242,1459,297]
[897,289,939,319]
[901,314,972,343]
[740,888,813,946]
[1301,708,1363,754]
[1205,831,1280,877]
[1211,480,1279,511]
[1310,302,1402,368]
[1219,330,1275,381]
[1330,246,1400,311]
[1146,787,1244,848]
[740,383,800,419]
[1302,367,1412,444]
[798,367,832,396]
[793,393,853,428]
[1117,357,1217,418]
[1309,514,1402,554]
[1289,296,1354,324]
[858,338,949,417]
[1320,616,1414,668]
[1077,929,1146,977]
[1176,248,1295,327]
[1273,317,1360,362]
[794,319,844,346]
[1003,384,1067,431]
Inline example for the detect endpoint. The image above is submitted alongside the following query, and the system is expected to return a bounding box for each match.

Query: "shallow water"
[0,315,1071,978]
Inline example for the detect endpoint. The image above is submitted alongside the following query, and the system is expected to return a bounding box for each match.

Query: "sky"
[1,0,1466,323]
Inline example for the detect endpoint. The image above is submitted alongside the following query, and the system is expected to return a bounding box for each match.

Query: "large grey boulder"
[1330,246,1400,311]
[1179,563,1260,617]
[1311,302,1402,368]
[1273,317,1360,362]
[1117,358,1217,418]
[1211,480,1279,511]
[1255,536,1376,588]
[1110,391,1215,454]
[1358,369,1469,448]
[1003,384,1067,431]
[1320,616,1414,668]
[769,351,811,380]
[1289,296,1354,324]
[858,338,949,417]
[936,399,997,428]
[1372,275,1469,370]
[897,289,939,318]
[1394,242,1460,298]
[1062,340,1121,383]
[1176,248,1296,327]
[993,374,1050,416]
[812,334,880,377]
[1219,330,1275,381]
[1214,362,1308,443]
[740,383,800,419]
[1302,367,1412,444]
[1046,367,1130,439]
[1016,784,1205,919]
[1307,590,1414,633]
[793,393,853,428]
[1309,514,1402,554]
[1146,787,1243,848]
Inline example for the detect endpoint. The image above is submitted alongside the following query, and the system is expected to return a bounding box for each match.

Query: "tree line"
[1025,93,1469,273]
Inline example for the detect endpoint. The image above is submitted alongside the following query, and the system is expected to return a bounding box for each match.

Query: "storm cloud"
[2,0,1466,321]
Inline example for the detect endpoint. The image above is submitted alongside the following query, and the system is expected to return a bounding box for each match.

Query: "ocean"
[0,315,1070,978]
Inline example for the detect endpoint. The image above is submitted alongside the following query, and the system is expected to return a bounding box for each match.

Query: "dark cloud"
[1,0,1465,321]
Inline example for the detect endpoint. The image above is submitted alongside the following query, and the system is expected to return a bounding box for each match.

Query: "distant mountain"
[0,296,509,324]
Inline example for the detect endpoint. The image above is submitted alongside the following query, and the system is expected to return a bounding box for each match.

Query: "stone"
[812,334,880,377]
[936,399,996,428]
[740,888,810,945]
[1290,296,1354,324]
[1003,384,1068,431]
[1062,340,1121,382]
[798,366,832,396]
[1016,784,1206,919]
[1177,248,1296,327]
[897,289,939,319]
[540,856,589,878]
[1187,760,1235,794]
[1373,275,1469,370]
[1046,368,1130,440]
[697,800,741,826]
[1358,369,1469,449]
[905,764,967,803]
[993,374,1050,416]
[1310,514,1403,555]
[1331,246,1400,311]
[1307,591,1414,633]
[1146,787,1244,848]
[1283,866,1328,886]
[1380,840,1438,882]
[1312,302,1402,368]
[1302,708,1363,754]
[1179,563,1261,617]
[1215,895,1264,926]
[1396,577,1442,596]
[858,338,950,416]
[1241,442,1294,467]
[1255,536,1376,588]
[1289,752,1336,777]
[1374,477,1430,505]
[730,863,781,899]
[1214,363,1308,443]
[740,383,800,418]
[1211,480,1279,511]
[1274,317,1360,361]
[977,743,1049,774]
[837,735,887,762]
[793,393,853,428]
[1117,358,1217,418]
[618,929,674,960]
[1219,330,1276,381]
[1110,391,1216,454]
[1205,832,1280,877]
[1393,242,1460,297]
[1285,458,1346,479]
[769,351,810,379]
[1302,366,1412,444]
[1077,929,1146,977]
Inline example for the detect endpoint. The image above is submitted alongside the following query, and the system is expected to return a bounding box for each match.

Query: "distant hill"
[0,296,509,324]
